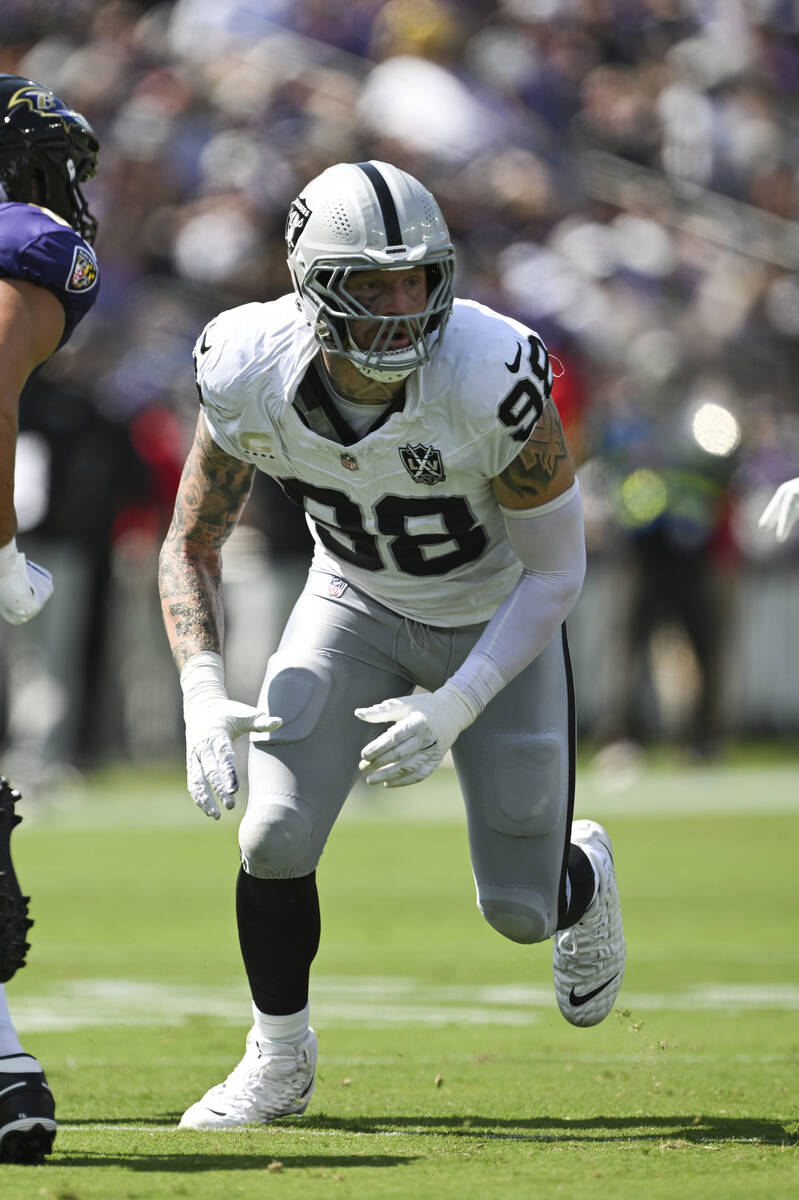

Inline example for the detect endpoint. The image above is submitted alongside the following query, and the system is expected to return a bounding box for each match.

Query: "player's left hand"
[355,682,477,787]
[759,477,799,542]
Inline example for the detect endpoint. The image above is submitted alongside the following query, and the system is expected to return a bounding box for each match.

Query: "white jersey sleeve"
[193,294,317,459]
[425,299,555,484]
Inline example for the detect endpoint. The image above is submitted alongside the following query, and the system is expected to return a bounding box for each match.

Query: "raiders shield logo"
[66,244,98,293]
[399,443,446,485]
[285,196,311,252]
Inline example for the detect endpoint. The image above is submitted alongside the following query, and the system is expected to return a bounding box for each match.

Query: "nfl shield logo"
[328,577,348,597]
[340,452,358,471]
[399,443,446,485]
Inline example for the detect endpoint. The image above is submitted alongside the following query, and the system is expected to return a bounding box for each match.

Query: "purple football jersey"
[0,201,99,347]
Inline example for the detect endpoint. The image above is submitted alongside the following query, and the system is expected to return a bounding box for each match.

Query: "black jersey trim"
[306,360,356,444]
[556,622,577,931]
[294,358,408,445]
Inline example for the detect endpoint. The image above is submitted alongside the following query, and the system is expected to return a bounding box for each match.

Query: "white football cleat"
[553,819,625,1027]
[179,1027,317,1130]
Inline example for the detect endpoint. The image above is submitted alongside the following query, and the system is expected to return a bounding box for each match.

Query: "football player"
[159,161,625,1129]
[0,74,100,1163]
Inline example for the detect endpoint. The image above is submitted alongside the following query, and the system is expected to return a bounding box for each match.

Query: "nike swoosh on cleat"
[568,975,619,1007]
[505,344,522,372]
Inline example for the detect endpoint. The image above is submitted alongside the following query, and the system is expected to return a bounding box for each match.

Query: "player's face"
[345,266,428,351]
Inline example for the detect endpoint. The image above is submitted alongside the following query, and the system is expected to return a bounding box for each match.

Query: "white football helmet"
[286,160,455,381]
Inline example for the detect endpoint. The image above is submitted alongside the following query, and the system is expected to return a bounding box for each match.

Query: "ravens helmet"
[0,74,99,244]
[286,161,455,382]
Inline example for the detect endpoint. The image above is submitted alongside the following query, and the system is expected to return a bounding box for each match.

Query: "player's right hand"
[184,699,282,819]
[0,539,53,625]
[759,477,799,542]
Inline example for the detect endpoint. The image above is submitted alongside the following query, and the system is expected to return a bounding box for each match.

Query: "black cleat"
[0,1055,56,1163]
[0,777,34,983]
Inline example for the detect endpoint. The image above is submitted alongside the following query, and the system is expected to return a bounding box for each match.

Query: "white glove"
[759,478,799,542]
[181,652,282,819]
[355,681,479,788]
[0,538,54,625]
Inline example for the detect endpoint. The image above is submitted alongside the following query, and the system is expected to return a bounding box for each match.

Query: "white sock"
[251,1001,310,1048]
[0,984,25,1058]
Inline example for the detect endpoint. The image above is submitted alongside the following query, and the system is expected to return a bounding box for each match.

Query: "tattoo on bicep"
[165,421,255,550]
[498,399,568,500]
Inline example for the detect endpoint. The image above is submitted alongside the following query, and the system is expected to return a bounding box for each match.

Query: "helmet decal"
[285,196,311,253]
[355,162,403,247]
[9,85,63,119]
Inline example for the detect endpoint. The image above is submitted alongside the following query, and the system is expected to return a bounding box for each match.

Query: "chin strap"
[353,360,416,383]
[346,333,417,382]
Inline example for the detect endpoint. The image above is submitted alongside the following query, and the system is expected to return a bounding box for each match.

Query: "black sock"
[558,844,595,930]
[235,868,320,1015]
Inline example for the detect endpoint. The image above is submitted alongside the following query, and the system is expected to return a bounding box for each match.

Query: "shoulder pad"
[0,202,99,346]
[433,300,553,474]
[443,300,551,399]
[193,295,314,422]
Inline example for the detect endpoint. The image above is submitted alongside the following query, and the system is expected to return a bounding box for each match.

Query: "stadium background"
[2,0,799,783]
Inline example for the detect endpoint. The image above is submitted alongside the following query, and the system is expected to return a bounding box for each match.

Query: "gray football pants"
[242,568,576,945]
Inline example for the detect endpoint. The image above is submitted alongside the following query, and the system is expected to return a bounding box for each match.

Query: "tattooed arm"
[158,413,255,670]
[491,397,575,510]
[159,413,281,818]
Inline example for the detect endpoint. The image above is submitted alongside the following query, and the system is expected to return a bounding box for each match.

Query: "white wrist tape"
[448,481,586,715]
[180,651,228,710]
[433,676,484,729]
[0,538,19,576]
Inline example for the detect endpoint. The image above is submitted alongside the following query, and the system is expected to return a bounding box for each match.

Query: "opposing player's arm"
[0,279,66,544]
[158,412,255,670]
[491,396,575,510]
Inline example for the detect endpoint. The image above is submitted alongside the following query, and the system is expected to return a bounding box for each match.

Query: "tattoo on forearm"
[498,399,568,501]
[158,419,254,668]
[158,554,223,669]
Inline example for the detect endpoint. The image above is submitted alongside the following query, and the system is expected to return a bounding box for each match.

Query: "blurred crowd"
[3,0,799,774]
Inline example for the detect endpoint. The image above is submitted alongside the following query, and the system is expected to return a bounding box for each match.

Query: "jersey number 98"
[281,480,489,576]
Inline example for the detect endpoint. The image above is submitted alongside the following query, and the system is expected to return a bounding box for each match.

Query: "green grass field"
[2,755,798,1198]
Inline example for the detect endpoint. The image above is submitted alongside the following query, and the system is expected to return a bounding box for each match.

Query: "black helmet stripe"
[356,161,403,247]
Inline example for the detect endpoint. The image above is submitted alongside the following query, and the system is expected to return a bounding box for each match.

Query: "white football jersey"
[195,294,552,626]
